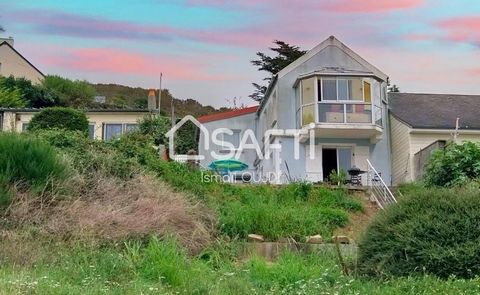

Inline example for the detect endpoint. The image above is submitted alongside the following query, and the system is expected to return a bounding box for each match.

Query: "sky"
[1,0,480,108]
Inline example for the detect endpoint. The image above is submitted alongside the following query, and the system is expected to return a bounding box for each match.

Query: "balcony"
[299,102,383,142]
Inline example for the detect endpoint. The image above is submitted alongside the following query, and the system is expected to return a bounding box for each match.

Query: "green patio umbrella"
[208,159,248,173]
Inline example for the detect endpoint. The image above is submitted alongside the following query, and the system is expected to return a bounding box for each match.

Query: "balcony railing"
[299,103,383,128]
[318,102,373,124]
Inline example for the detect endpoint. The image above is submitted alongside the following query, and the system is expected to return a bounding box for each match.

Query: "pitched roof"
[258,35,388,114]
[389,93,480,130]
[277,35,388,81]
[0,41,45,77]
[197,106,258,123]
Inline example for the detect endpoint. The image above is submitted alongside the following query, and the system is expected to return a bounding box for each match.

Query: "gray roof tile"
[389,93,480,130]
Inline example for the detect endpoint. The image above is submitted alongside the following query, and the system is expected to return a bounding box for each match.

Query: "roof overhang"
[410,128,480,134]
[293,71,377,88]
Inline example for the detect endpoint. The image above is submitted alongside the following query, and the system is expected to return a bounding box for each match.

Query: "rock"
[247,234,264,242]
[332,235,350,244]
[306,235,323,244]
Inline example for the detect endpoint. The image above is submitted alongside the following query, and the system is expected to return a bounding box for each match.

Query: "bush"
[138,114,170,146]
[358,186,480,279]
[28,107,89,134]
[36,129,138,181]
[0,133,67,205]
[424,141,480,187]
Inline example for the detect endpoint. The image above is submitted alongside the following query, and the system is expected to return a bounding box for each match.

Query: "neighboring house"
[198,106,258,175]
[0,38,44,84]
[389,93,480,185]
[0,108,149,140]
[198,36,392,185]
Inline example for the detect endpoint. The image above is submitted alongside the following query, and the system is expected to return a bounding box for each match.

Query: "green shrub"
[424,141,480,187]
[0,133,66,203]
[28,107,89,134]
[358,186,480,279]
[138,114,170,146]
[0,86,25,108]
[36,129,138,181]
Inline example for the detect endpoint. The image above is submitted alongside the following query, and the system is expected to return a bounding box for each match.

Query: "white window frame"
[103,122,137,141]
[317,77,369,103]
[88,122,96,139]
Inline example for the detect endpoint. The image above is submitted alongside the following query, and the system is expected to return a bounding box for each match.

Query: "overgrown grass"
[0,133,67,206]
[1,237,480,294]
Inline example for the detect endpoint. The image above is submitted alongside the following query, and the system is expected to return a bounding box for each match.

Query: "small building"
[0,38,44,84]
[198,106,258,176]
[0,108,150,141]
[389,93,480,185]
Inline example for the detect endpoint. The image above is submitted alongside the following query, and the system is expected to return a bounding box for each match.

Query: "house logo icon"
[165,115,209,161]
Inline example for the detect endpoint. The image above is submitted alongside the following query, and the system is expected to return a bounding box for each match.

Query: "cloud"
[184,0,424,13]
[321,0,424,13]
[404,33,433,42]
[437,16,480,47]
[41,47,239,81]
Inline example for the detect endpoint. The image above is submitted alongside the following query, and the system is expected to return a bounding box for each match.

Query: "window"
[301,77,316,125]
[22,123,29,131]
[318,78,369,102]
[88,124,95,139]
[301,77,315,104]
[363,81,371,103]
[322,79,337,100]
[337,79,349,100]
[104,124,123,141]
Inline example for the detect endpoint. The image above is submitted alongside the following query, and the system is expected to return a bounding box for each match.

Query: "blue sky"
[1,0,480,107]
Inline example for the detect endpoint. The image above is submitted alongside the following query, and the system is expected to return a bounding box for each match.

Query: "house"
[389,93,480,185]
[0,38,44,84]
[0,108,149,140]
[198,36,392,184]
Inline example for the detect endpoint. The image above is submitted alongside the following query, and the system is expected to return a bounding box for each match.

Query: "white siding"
[390,115,411,185]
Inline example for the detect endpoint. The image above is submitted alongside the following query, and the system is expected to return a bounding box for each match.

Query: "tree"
[42,75,95,107]
[250,40,306,102]
[0,76,58,108]
[28,107,89,134]
[0,87,26,108]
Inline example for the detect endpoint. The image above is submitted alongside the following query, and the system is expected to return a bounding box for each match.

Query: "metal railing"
[366,159,397,209]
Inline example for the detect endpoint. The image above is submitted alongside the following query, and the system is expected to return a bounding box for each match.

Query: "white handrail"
[366,159,397,208]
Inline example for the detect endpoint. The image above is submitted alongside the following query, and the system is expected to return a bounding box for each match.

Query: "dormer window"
[297,75,380,126]
[318,78,370,102]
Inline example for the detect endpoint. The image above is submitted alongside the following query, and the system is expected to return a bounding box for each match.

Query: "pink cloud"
[41,47,239,82]
[437,16,480,46]
[186,0,424,13]
[321,0,424,13]
[468,69,480,77]
[404,33,433,42]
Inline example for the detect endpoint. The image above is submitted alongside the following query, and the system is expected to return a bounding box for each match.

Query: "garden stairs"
[366,159,397,209]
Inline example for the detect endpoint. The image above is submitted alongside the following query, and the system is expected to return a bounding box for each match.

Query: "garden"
[1,107,480,294]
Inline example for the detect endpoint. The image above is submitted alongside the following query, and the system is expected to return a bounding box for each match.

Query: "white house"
[198,36,392,185]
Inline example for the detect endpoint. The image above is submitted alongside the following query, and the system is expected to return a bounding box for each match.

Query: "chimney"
[147,89,157,110]
[0,37,14,47]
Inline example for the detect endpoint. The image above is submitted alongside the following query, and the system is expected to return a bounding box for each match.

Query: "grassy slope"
[1,132,479,294]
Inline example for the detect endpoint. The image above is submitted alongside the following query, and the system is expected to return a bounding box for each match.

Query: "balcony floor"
[300,123,383,143]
